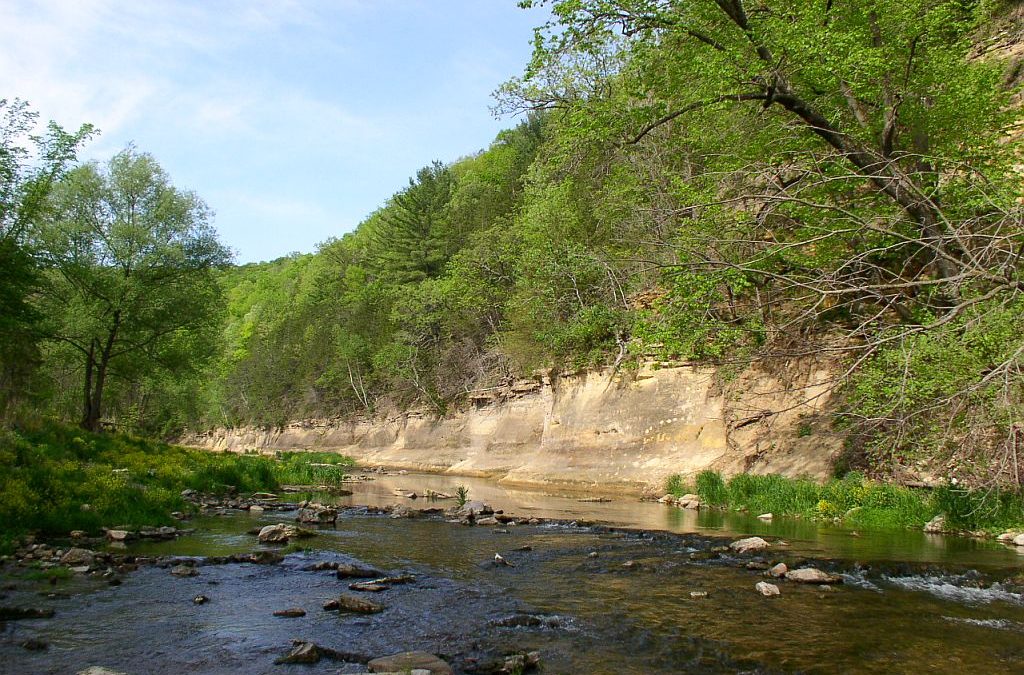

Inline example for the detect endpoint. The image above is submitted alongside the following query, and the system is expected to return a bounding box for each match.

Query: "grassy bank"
[0,420,353,552]
[666,471,1024,534]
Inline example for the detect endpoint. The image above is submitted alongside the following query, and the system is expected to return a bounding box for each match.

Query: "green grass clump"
[274,451,352,485]
[663,469,1024,533]
[0,420,352,544]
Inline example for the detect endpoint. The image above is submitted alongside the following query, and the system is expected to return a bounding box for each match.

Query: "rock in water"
[729,537,770,554]
[367,651,453,674]
[273,607,306,617]
[786,567,843,584]
[755,581,780,597]
[757,513,773,521]
[77,668,127,675]
[335,563,385,579]
[323,594,383,613]
[768,562,788,578]
[258,523,297,543]
[59,547,95,566]
[456,501,493,518]
[297,506,337,524]
[275,641,321,665]
[677,493,701,509]
[170,564,198,577]
[923,515,946,534]
[1012,533,1024,547]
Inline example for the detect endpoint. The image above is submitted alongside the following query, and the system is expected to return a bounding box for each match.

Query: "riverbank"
[0,420,353,553]
[665,470,1024,538]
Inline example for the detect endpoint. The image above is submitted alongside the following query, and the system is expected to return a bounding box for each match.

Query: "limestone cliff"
[183,359,842,494]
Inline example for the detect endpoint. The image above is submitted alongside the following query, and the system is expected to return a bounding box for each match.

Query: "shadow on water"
[2,472,1024,674]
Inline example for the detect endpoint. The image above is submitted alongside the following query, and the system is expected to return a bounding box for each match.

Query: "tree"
[0,99,94,412]
[505,1,1024,484]
[369,161,455,284]
[34,147,230,431]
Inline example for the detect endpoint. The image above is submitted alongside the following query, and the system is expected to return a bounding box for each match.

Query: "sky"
[0,0,551,263]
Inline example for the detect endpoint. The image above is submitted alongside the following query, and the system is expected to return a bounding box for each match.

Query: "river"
[1,472,1023,674]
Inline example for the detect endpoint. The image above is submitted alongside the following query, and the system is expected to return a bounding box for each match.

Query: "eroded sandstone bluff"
[184,360,841,493]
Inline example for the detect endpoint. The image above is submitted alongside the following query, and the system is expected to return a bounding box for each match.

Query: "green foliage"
[694,470,728,506]
[32,147,231,433]
[0,419,351,542]
[455,485,470,508]
[664,470,1019,532]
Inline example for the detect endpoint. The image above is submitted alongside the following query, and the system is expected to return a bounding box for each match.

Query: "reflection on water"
[335,472,1024,567]
[2,473,1024,674]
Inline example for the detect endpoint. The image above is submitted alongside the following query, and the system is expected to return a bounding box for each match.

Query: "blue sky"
[0,0,550,263]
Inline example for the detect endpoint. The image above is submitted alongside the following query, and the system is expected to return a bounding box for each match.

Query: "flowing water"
[2,472,1024,674]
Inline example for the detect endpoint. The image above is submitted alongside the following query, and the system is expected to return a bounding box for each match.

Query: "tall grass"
[664,469,1024,533]
[0,420,353,551]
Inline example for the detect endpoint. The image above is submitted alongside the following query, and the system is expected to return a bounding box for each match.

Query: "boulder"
[755,581,780,597]
[170,564,198,577]
[297,506,337,524]
[275,641,321,665]
[729,537,770,554]
[60,547,95,566]
[768,562,788,578]
[456,501,493,518]
[677,494,701,509]
[258,523,297,543]
[786,567,843,584]
[323,594,384,614]
[923,515,946,534]
[657,494,676,504]
[105,530,130,542]
[390,505,413,519]
[273,607,306,617]
[757,513,774,521]
[1013,533,1024,547]
[476,517,499,526]
[77,668,127,675]
[336,563,386,579]
[248,505,264,513]
[368,651,452,674]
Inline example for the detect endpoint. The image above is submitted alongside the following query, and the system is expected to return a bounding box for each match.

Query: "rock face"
[182,358,841,492]
[367,651,453,675]
[729,537,770,554]
[258,523,297,543]
[786,567,843,584]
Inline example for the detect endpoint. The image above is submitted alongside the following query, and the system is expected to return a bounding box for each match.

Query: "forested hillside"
[3,0,1023,489]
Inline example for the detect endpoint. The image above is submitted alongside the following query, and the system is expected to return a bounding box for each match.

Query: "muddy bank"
[183,359,843,493]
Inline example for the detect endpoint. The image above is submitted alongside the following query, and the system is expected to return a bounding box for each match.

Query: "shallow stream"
[2,472,1023,674]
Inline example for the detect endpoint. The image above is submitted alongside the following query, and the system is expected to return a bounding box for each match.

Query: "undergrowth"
[0,419,353,552]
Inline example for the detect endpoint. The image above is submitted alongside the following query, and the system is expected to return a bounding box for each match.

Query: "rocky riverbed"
[2,479,1024,673]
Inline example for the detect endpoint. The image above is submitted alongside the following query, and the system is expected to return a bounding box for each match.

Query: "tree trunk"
[80,312,121,433]
[81,341,97,431]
